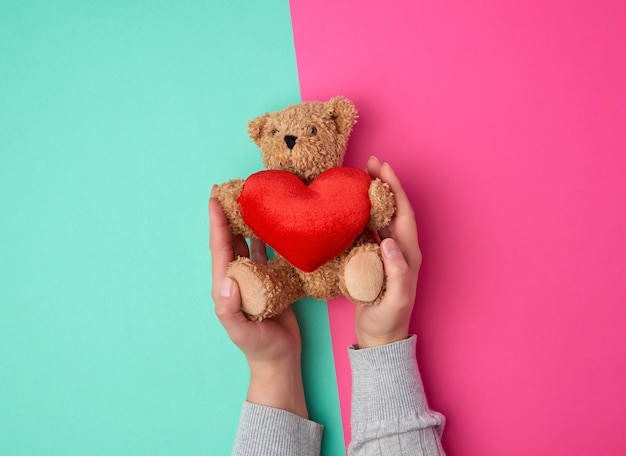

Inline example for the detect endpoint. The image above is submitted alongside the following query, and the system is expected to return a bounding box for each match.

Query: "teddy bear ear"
[248,113,269,146]
[326,96,358,136]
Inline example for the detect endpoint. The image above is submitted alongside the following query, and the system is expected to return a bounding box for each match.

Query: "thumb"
[380,238,412,308]
[214,277,249,335]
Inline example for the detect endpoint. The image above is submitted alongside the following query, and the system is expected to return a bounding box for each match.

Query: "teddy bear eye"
[271,129,279,137]
[309,126,317,136]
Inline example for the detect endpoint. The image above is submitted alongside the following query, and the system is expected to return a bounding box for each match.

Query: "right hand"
[209,188,308,418]
[209,187,302,368]
[354,157,422,349]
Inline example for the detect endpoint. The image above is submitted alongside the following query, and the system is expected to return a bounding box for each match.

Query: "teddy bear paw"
[227,257,300,321]
[340,245,385,305]
[367,178,396,231]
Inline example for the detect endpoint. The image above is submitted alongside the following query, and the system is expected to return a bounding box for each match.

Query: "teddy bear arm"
[367,178,396,230]
[215,179,256,238]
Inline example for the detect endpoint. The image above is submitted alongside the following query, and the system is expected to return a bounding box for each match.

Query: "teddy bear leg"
[227,256,303,321]
[339,243,385,305]
[298,261,342,302]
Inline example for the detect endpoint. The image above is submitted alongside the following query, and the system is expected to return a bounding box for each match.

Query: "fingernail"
[211,185,217,197]
[381,162,397,179]
[381,238,399,258]
[370,155,380,163]
[220,277,233,298]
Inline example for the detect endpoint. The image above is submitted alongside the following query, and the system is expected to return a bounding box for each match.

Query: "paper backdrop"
[0,1,343,454]
[2,1,625,455]
[290,1,626,453]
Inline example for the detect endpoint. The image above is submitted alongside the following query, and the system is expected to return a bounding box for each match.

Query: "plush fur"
[215,97,395,320]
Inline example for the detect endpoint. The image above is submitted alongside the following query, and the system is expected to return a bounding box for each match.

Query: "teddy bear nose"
[284,135,297,150]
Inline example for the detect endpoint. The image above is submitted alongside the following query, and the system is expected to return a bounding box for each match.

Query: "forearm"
[348,336,446,455]
[247,356,308,419]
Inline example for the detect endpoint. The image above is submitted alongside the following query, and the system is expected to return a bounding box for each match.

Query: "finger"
[380,238,415,311]
[231,233,250,259]
[366,155,383,179]
[209,195,235,289]
[380,162,414,222]
[379,163,421,270]
[250,238,268,265]
[377,221,395,242]
[214,276,252,344]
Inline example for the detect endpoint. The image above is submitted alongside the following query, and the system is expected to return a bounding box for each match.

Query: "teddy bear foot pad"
[341,246,385,305]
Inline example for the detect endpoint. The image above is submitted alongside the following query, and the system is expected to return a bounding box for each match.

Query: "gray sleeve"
[348,336,446,456]
[232,401,323,456]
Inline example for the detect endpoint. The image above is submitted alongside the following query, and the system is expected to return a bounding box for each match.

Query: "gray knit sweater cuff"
[232,401,323,456]
[348,335,429,423]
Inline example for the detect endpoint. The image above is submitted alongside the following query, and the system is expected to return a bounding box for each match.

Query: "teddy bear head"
[247,97,358,183]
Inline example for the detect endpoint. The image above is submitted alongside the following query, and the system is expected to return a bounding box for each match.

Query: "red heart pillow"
[238,167,372,272]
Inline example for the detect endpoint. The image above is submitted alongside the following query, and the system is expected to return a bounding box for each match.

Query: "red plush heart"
[238,167,372,272]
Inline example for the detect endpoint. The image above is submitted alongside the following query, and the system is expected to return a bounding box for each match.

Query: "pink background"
[290,0,626,454]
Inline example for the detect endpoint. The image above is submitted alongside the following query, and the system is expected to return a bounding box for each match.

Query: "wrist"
[356,331,409,349]
[247,356,308,419]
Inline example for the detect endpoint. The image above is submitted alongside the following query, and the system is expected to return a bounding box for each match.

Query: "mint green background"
[0,1,343,454]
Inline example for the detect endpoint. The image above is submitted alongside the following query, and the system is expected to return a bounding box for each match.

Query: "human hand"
[354,157,422,349]
[209,188,308,418]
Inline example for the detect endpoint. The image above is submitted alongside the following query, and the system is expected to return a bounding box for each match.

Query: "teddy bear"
[215,97,396,320]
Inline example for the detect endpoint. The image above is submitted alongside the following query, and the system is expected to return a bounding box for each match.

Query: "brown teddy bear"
[215,97,395,320]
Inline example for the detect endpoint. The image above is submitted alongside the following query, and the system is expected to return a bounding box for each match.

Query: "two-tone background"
[2,1,625,454]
